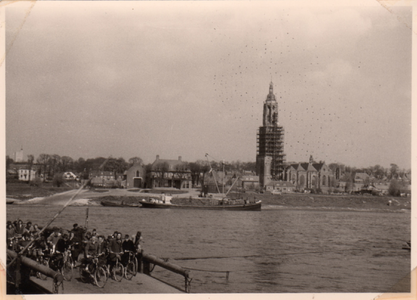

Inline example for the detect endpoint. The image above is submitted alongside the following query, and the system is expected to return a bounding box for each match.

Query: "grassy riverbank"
[93,192,410,211]
[6,182,73,200]
[7,182,411,211]
[251,192,411,211]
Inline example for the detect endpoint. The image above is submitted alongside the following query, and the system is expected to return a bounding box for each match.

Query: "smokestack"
[178,156,182,161]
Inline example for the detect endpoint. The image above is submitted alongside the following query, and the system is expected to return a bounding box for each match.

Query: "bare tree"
[128,157,143,167]
[27,154,34,183]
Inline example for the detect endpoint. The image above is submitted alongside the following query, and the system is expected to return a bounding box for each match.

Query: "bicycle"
[60,248,74,281]
[123,251,138,280]
[79,255,108,288]
[105,254,124,282]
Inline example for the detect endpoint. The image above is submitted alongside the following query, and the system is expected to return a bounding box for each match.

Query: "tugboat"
[138,196,262,211]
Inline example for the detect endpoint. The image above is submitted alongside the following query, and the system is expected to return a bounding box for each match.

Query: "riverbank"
[6,183,411,212]
[253,193,411,211]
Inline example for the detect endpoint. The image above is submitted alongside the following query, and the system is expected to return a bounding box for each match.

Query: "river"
[7,204,410,293]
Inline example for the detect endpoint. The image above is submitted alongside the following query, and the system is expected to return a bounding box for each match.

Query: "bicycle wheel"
[134,257,138,275]
[62,259,73,281]
[125,261,135,280]
[94,267,107,288]
[112,262,124,282]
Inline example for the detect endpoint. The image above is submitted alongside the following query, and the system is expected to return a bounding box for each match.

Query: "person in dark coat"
[82,236,99,272]
[14,220,25,236]
[70,223,84,263]
[107,233,123,270]
[122,234,135,265]
[51,234,71,270]
[6,223,16,248]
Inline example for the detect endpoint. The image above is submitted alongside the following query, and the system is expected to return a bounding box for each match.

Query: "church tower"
[256,82,286,187]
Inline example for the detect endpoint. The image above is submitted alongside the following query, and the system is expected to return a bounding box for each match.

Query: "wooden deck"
[29,269,183,294]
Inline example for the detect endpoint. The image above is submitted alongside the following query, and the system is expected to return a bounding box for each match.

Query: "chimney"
[156,155,159,160]
[178,156,182,161]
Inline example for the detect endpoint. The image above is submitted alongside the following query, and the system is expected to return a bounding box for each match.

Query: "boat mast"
[222,160,225,194]
[205,154,221,194]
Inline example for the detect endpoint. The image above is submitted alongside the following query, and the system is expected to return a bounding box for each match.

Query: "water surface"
[7,205,410,293]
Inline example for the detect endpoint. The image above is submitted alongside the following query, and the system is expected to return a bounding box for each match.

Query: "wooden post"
[143,260,151,275]
[185,276,189,293]
[85,208,89,229]
[137,250,143,273]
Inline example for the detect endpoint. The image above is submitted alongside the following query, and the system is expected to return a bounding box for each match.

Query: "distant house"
[18,169,37,182]
[89,170,123,188]
[241,175,260,190]
[354,172,370,183]
[63,172,78,180]
[147,155,192,189]
[265,180,295,193]
[353,172,372,191]
[8,162,43,182]
[126,163,145,189]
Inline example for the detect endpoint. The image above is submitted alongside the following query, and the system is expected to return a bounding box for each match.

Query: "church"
[256,82,335,192]
[285,155,335,192]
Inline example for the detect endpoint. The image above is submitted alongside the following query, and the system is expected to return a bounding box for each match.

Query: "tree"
[388,179,401,196]
[37,154,50,179]
[52,173,64,187]
[242,162,256,173]
[128,157,143,167]
[6,155,13,171]
[27,154,34,183]
[61,156,74,172]
[49,154,61,176]
[390,163,399,179]
[370,164,385,179]
[74,157,86,173]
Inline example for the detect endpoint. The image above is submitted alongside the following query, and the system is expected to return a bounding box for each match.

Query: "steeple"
[266,81,276,102]
[263,81,278,126]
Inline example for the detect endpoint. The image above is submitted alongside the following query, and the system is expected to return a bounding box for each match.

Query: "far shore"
[6,187,411,212]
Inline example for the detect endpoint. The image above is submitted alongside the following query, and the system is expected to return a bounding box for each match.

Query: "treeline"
[6,153,409,184]
[328,163,411,182]
[6,153,257,180]
[6,154,144,179]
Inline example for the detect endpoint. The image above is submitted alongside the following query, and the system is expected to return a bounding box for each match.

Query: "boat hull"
[138,200,262,211]
[101,200,140,207]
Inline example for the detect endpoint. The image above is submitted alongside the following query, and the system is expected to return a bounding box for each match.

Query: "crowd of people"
[6,219,144,274]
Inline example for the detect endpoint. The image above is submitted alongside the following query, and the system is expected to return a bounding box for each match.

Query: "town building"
[89,170,123,187]
[14,148,24,163]
[126,162,145,189]
[265,180,295,193]
[147,155,192,189]
[8,162,43,182]
[256,82,286,187]
[241,175,260,191]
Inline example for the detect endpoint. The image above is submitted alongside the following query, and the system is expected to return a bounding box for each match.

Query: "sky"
[4,1,412,169]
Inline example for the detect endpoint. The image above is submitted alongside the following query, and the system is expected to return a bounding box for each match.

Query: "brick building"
[147,155,192,189]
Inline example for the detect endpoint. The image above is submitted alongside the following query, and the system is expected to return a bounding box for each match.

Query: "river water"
[7,204,410,293]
